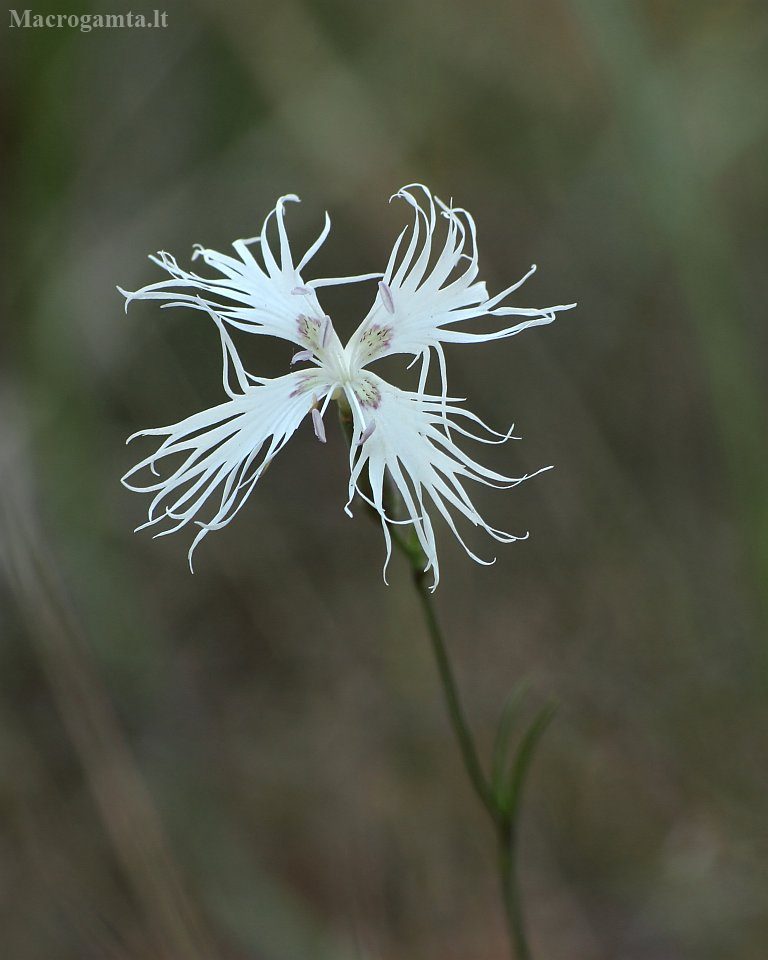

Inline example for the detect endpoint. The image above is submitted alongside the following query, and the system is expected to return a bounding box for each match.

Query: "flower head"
[121,186,575,588]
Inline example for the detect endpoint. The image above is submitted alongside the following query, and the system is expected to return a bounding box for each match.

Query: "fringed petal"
[346,184,576,382]
[343,373,545,590]
[119,195,344,350]
[122,369,334,569]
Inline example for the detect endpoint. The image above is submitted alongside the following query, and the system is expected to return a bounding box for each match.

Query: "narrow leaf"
[501,701,557,818]
[491,682,528,800]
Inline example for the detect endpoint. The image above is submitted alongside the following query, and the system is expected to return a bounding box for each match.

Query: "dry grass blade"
[0,497,219,960]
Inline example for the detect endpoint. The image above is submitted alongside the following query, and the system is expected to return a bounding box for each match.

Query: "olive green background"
[2,1,767,958]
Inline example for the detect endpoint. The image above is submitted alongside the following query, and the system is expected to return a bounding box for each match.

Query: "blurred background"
[2,1,768,957]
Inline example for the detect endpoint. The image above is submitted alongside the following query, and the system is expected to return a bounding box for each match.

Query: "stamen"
[290,349,314,365]
[319,389,335,417]
[378,280,395,314]
[320,315,332,348]
[291,285,312,295]
[311,407,327,443]
[357,420,376,446]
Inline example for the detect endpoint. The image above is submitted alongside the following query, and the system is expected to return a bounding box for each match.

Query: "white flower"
[121,187,574,588]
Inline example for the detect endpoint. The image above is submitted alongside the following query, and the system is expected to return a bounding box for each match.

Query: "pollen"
[357,420,377,445]
[291,349,314,365]
[311,407,327,443]
[378,280,395,314]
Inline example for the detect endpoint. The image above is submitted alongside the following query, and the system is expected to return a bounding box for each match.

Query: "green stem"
[408,555,530,960]
[409,562,500,824]
[499,823,530,960]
